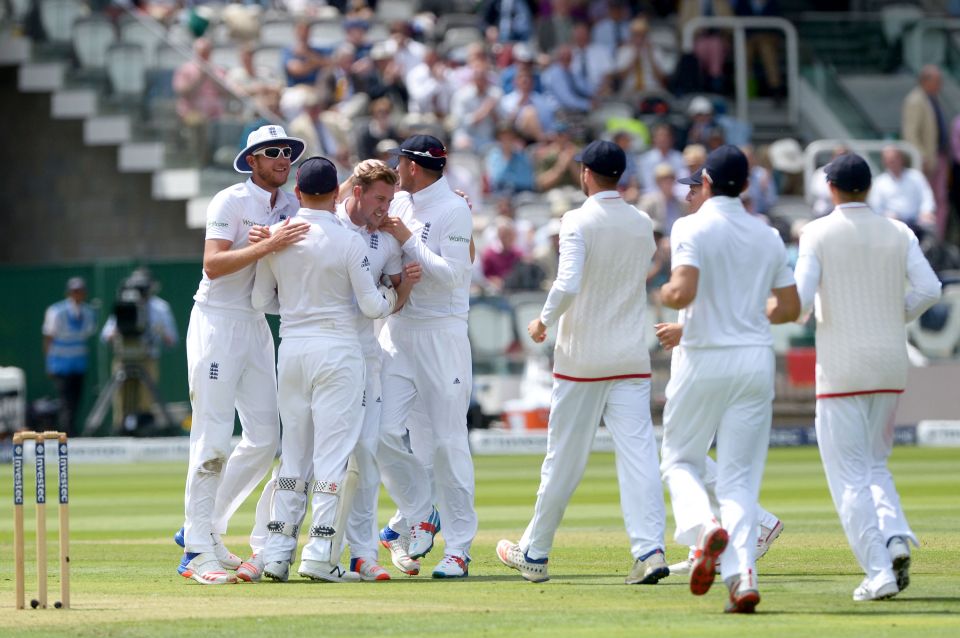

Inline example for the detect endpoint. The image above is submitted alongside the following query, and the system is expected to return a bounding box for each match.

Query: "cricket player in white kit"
[232,160,417,583]
[496,141,668,585]
[793,153,941,602]
[250,156,408,582]
[180,125,310,585]
[657,168,783,576]
[659,145,800,613]
[376,135,476,578]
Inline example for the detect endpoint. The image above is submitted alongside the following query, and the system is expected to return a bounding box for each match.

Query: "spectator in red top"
[482,216,524,292]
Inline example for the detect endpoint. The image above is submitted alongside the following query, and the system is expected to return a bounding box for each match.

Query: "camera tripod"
[82,340,176,436]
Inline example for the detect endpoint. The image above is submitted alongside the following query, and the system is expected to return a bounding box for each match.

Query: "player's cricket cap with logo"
[703,144,748,191]
[296,156,339,196]
[386,135,448,171]
[234,124,306,173]
[678,168,703,186]
[574,140,626,178]
[824,152,872,193]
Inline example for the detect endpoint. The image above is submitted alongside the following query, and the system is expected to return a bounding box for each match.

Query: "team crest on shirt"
[420,222,431,242]
[369,233,379,250]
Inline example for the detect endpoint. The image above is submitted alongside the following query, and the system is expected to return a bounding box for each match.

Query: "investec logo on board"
[59,445,69,504]
[13,444,23,505]
[35,442,45,504]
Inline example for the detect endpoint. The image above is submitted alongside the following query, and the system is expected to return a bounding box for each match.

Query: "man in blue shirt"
[42,277,97,436]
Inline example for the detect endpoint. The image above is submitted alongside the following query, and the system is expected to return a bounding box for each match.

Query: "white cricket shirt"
[194,179,300,317]
[390,177,473,322]
[251,209,393,339]
[337,198,403,355]
[670,195,795,349]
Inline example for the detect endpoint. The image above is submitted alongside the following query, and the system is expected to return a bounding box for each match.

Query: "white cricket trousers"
[262,335,365,564]
[184,305,279,554]
[378,316,476,558]
[660,346,774,584]
[345,354,385,561]
[520,377,666,561]
[816,393,915,591]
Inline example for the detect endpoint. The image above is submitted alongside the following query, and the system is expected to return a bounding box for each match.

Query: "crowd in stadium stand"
[45,2,958,287]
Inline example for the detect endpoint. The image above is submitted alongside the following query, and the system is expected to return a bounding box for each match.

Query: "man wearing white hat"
[177,125,311,585]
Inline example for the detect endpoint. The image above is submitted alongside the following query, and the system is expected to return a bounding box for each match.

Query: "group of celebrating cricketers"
[173,122,942,614]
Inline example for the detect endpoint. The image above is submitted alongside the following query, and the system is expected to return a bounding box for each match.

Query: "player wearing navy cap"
[794,152,941,601]
[374,135,478,578]
[251,156,405,583]
[658,145,800,612]
[496,140,669,585]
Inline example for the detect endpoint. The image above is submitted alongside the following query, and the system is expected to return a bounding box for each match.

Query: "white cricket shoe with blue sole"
[432,554,470,578]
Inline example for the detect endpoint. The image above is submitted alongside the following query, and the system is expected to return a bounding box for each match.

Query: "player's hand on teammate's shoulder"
[248,225,271,244]
[266,218,310,252]
[380,216,412,243]
[654,322,682,351]
[454,189,473,211]
[528,317,547,343]
[404,262,423,284]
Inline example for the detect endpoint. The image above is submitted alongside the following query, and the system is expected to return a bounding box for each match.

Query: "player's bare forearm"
[205,220,309,279]
[660,266,699,309]
[767,286,802,324]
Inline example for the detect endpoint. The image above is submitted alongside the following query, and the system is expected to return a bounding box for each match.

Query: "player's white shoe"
[625,549,669,585]
[263,559,290,582]
[407,508,441,560]
[669,557,693,575]
[350,557,391,581]
[432,554,470,579]
[690,522,728,596]
[496,539,549,583]
[180,552,238,585]
[211,533,242,570]
[756,519,783,561]
[887,536,911,592]
[236,554,264,583]
[853,578,899,601]
[724,570,760,614]
[379,526,421,575]
[298,560,361,582]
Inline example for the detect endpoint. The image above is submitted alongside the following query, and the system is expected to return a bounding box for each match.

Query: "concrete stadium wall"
[0,66,204,265]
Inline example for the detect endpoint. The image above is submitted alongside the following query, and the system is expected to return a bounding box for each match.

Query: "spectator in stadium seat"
[228,44,282,106]
[532,125,580,191]
[500,42,542,95]
[542,45,593,116]
[288,89,350,169]
[344,18,373,60]
[486,124,537,195]
[482,216,525,292]
[319,43,369,119]
[500,66,555,143]
[614,130,642,203]
[742,144,778,216]
[591,0,632,55]
[482,0,537,43]
[450,56,504,153]
[902,65,949,240]
[678,0,733,94]
[366,42,409,111]
[640,163,688,236]
[684,96,723,149]
[868,146,937,234]
[385,21,427,77]
[809,145,849,218]
[639,123,687,194]
[282,20,328,88]
[570,19,613,98]
[173,37,227,167]
[405,47,453,119]
[613,16,669,100]
[536,0,576,53]
[358,97,401,161]
[734,0,784,101]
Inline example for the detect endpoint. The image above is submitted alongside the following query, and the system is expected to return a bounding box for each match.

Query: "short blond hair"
[351,159,398,190]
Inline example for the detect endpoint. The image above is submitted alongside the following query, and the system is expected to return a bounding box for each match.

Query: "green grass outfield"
[1,446,959,637]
